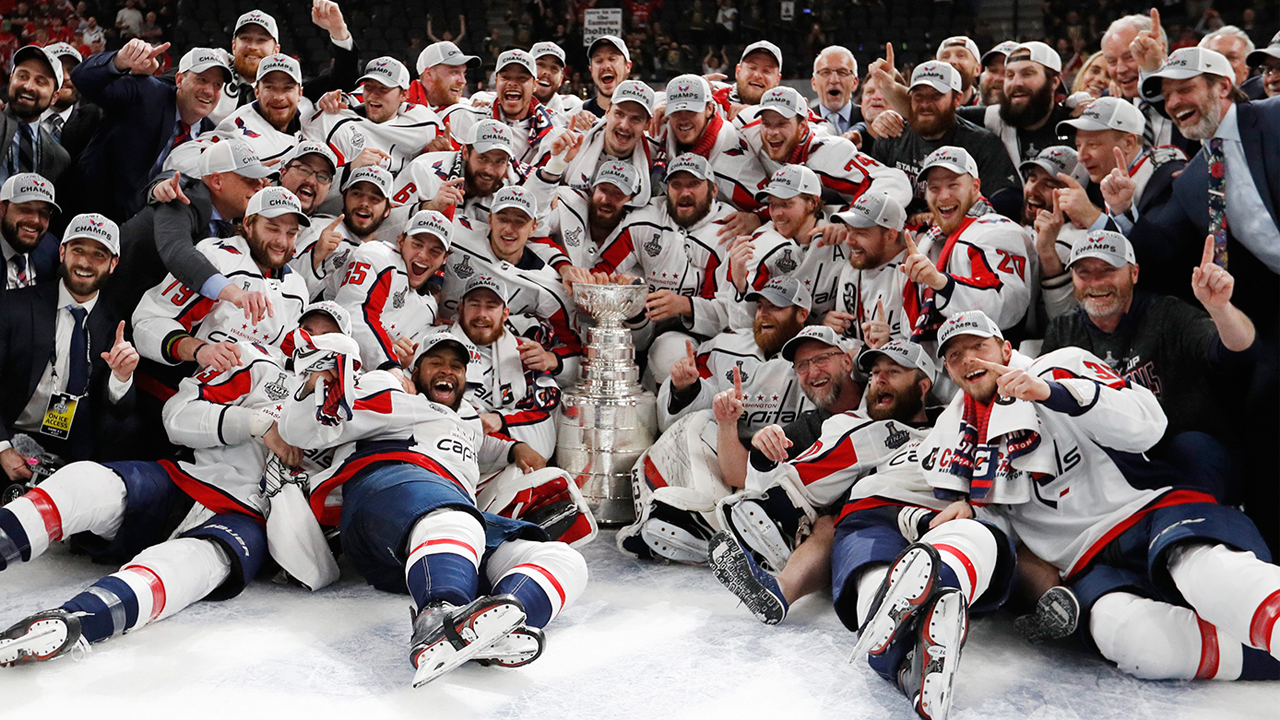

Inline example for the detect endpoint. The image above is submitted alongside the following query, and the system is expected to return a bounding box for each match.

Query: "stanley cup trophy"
[556,283,657,525]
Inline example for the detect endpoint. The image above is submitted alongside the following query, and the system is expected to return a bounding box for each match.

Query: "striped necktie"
[12,254,29,287]
[1138,100,1156,147]
[1207,137,1228,268]
[14,123,35,174]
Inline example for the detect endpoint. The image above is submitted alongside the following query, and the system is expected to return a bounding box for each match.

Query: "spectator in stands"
[114,0,143,41]
[138,12,164,45]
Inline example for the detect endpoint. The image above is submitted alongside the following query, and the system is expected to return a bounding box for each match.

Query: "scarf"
[910,198,994,343]
[289,329,361,426]
[450,322,526,409]
[494,96,556,158]
[687,111,725,159]
[562,121,652,206]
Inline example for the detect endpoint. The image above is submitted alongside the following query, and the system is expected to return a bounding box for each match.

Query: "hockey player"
[713,41,784,120]
[0,302,349,666]
[899,146,1031,343]
[278,140,339,217]
[480,50,562,168]
[824,191,920,347]
[923,310,1280,683]
[743,86,913,209]
[591,154,735,384]
[441,186,583,387]
[132,187,311,373]
[1019,145,1092,318]
[291,165,394,301]
[540,159,638,270]
[306,56,442,176]
[662,74,770,219]
[529,42,585,120]
[409,41,484,141]
[335,209,452,377]
[274,331,587,686]
[560,80,660,207]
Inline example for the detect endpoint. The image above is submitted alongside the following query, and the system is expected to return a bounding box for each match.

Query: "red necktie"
[171,120,192,150]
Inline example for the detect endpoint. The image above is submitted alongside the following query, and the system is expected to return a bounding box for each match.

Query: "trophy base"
[556,391,657,526]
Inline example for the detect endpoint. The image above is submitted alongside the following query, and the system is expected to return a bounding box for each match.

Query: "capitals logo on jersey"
[234,117,261,138]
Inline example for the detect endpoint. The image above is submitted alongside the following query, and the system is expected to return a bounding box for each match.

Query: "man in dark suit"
[1129,47,1280,555]
[0,214,137,482]
[68,43,232,223]
[1246,31,1280,99]
[0,46,72,190]
[40,43,103,167]
[0,173,61,303]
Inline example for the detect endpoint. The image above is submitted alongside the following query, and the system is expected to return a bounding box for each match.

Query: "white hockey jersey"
[288,215,370,301]
[657,329,812,433]
[160,341,300,517]
[740,124,913,209]
[477,99,564,168]
[663,112,769,213]
[132,235,309,365]
[334,240,440,371]
[914,212,1031,335]
[534,185,629,268]
[303,102,442,173]
[441,216,584,383]
[919,347,1190,577]
[832,249,924,346]
[561,120,661,207]
[745,208,850,319]
[165,101,309,175]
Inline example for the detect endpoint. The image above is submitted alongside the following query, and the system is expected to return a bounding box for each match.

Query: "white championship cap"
[858,339,937,382]
[937,310,1004,354]
[832,191,907,232]
[13,45,63,88]
[283,140,338,174]
[759,86,808,119]
[1068,229,1135,268]
[414,331,477,368]
[491,185,538,219]
[981,40,1021,67]
[43,42,82,65]
[745,276,812,311]
[61,213,119,256]
[416,41,481,75]
[936,36,981,64]
[404,209,453,250]
[594,160,641,196]
[612,80,656,116]
[255,53,301,84]
[235,9,279,41]
[1141,47,1234,98]
[919,145,979,180]
[1247,31,1280,65]
[496,49,537,77]
[665,153,712,181]
[755,164,821,202]
[245,186,311,226]
[178,47,233,80]
[741,40,783,69]
[1019,146,1090,187]
[359,56,411,90]
[588,35,631,63]
[1,173,59,211]
[300,300,352,336]
[199,139,273,179]
[910,60,963,94]
[1056,96,1146,136]
[341,165,394,197]
[1008,41,1062,73]
[665,74,713,113]
[530,42,567,66]
[781,324,847,362]
[466,119,515,157]
[463,274,509,302]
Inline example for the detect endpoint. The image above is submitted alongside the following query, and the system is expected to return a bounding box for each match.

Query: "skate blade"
[476,628,546,668]
[918,593,968,720]
[0,619,78,667]
[850,549,936,662]
[708,533,785,625]
[640,521,709,564]
[412,604,526,688]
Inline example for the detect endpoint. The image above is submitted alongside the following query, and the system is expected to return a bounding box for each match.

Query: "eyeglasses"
[284,162,333,184]
[794,349,844,374]
[1264,65,1280,77]
[815,68,855,79]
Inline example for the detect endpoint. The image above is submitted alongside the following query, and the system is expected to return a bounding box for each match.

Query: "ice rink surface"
[0,529,1275,720]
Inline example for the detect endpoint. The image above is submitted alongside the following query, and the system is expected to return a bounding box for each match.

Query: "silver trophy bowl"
[557,282,656,525]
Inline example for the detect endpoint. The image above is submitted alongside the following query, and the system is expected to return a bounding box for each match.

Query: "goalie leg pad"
[476,467,598,547]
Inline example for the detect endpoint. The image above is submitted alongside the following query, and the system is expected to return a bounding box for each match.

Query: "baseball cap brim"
[831,209,879,229]
[415,335,472,366]
[588,37,630,62]
[184,59,234,81]
[359,73,408,90]
[1018,158,1060,178]
[1068,250,1129,268]
[6,192,60,212]
[666,98,708,113]
[780,333,840,362]
[754,184,807,203]
[919,160,973,181]
[235,163,276,180]
[910,77,954,94]
[1056,116,1114,133]
[1247,47,1280,66]
[439,54,481,68]
[1140,65,1226,98]
[253,205,311,227]
[938,325,1002,354]
[744,287,798,307]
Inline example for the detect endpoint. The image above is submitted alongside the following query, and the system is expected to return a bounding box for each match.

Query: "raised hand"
[1099,147,1137,215]
[727,236,754,293]
[570,111,597,132]
[861,299,890,348]
[751,424,793,463]
[101,321,140,382]
[311,0,351,41]
[1191,235,1234,310]
[712,365,745,424]
[975,358,1051,402]
[550,129,585,164]
[1130,8,1167,74]
[114,39,170,75]
[716,211,763,244]
[424,177,465,212]
[898,234,947,291]
[318,89,347,114]
[313,214,345,269]
[823,309,856,334]
[393,336,418,368]
[670,339,701,390]
[1054,172,1100,229]
[152,171,190,205]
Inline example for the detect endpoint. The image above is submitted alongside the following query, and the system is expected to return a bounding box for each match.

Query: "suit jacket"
[0,232,60,303]
[0,111,71,184]
[0,282,136,462]
[104,175,217,319]
[57,102,104,166]
[1129,98,1280,336]
[68,51,216,222]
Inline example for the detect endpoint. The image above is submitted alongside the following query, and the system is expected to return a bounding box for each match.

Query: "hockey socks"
[487,540,586,628]
[404,510,485,611]
[0,462,128,569]
[1167,542,1280,660]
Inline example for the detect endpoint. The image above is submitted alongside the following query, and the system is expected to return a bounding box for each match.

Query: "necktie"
[236,82,254,109]
[12,254,29,287]
[66,306,89,396]
[211,219,234,237]
[43,114,64,141]
[15,123,34,174]
[1138,100,1156,147]
[1207,137,1228,268]
[171,120,192,150]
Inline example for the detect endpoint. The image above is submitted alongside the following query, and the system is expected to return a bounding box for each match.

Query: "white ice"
[0,529,1275,720]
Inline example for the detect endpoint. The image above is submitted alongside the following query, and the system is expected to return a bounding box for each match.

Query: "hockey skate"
[719,492,796,574]
[617,501,717,563]
[0,609,89,667]
[850,543,941,661]
[707,531,788,625]
[474,625,546,668]
[409,594,526,687]
[1014,586,1080,644]
[897,588,969,720]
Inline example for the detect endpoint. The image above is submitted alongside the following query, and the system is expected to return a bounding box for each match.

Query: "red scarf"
[688,112,725,158]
